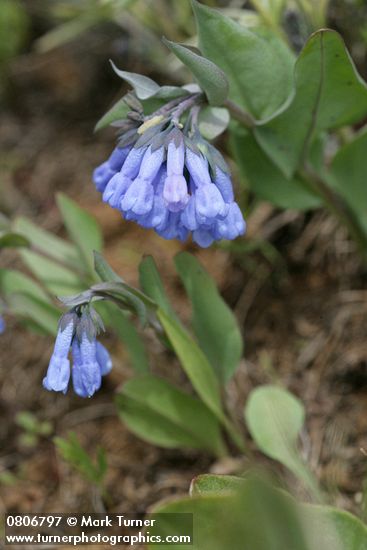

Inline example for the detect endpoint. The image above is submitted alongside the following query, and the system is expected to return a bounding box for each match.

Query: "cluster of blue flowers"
[0,315,5,334]
[93,100,246,247]
[43,309,112,398]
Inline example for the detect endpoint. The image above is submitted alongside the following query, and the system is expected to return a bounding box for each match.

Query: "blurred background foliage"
[1,0,367,87]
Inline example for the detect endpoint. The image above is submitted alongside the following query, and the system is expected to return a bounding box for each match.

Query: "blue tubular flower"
[93,91,246,247]
[44,305,113,398]
[103,146,146,208]
[163,139,189,212]
[0,315,5,334]
[120,145,164,216]
[71,333,101,398]
[93,146,131,193]
[43,315,74,393]
[96,342,113,375]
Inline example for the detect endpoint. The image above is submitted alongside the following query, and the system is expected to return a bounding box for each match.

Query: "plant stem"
[171,93,203,125]
[224,99,255,129]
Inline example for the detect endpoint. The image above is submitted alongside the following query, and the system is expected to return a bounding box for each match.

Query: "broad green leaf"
[244,385,318,495]
[139,256,177,320]
[175,252,243,383]
[192,0,294,119]
[302,504,367,550]
[328,129,367,234]
[0,268,50,303]
[0,231,29,249]
[150,482,367,550]
[116,375,226,456]
[157,309,224,423]
[20,250,85,296]
[149,478,309,550]
[12,216,80,271]
[7,293,59,335]
[190,474,245,496]
[95,97,130,131]
[110,63,160,99]
[255,30,367,178]
[163,38,229,106]
[57,193,102,276]
[150,86,189,100]
[198,106,230,140]
[231,129,321,209]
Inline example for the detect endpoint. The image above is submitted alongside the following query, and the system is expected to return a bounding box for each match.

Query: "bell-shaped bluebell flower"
[93,146,131,193]
[43,306,113,398]
[163,140,189,212]
[120,146,164,216]
[43,316,74,393]
[103,146,146,208]
[71,333,102,398]
[96,342,113,375]
[0,315,5,334]
[93,97,246,247]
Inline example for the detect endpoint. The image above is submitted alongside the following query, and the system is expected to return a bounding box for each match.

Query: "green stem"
[224,99,255,129]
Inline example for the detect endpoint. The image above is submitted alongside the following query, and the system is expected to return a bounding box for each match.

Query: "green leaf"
[254,30,367,178]
[198,106,230,140]
[150,86,189,100]
[110,62,160,99]
[7,293,59,335]
[0,268,49,302]
[175,252,243,383]
[0,268,60,333]
[19,250,85,296]
[95,97,130,131]
[190,474,245,496]
[157,308,224,423]
[302,504,367,550]
[149,477,309,550]
[231,128,321,209]
[12,217,80,271]
[150,480,367,550]
[57,193,103,276]
[192,0,294,119]
[139,255,177,319]
[54,433,107,486]
[99,302,149,374]
[0,0,29,64]
[0,231,29,249]
[90,281,156,326]
[328,129,367,234]
[116,374,226,456]
[94,251,123,283]
[162,38,229,106]
[244,385,318,495]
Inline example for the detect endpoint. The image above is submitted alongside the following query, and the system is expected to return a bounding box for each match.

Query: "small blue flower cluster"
[43,310,112,398]
[0,315,5,334]
[93,115,245,248]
